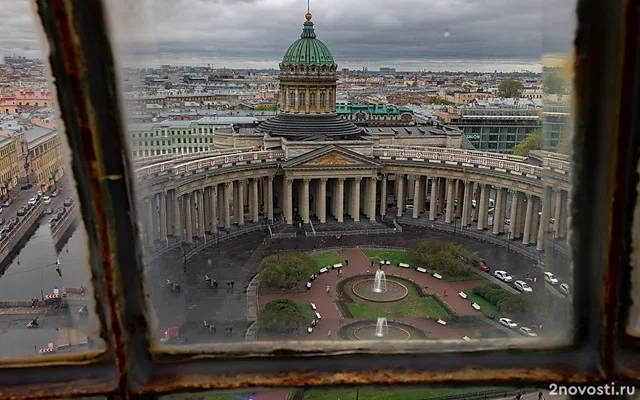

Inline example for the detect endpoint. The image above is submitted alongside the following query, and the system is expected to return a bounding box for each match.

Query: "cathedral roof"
[281,14,335,67]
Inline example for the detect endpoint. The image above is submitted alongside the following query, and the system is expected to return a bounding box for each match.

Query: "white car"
[494,270,513,283]
[499,317,518,328]
[514,280,533,292]
[544,271,559,285]
[43,196,52,204]
[560,283,570,295]
[519,327,538,337]
[27,197,37,206]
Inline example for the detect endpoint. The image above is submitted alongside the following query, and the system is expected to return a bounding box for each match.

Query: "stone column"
[301,178,310,223]
[493,187,504,234]
[461,180,471,226]
[477,184,488,230]
[537,187,552,250]
[413,177,421,219]
[318,178,327,223]
[174,193,182,240]
[509,190,519,239]
[368,176,376,221]
[251,178,259,222]
[237,180,245,225]
[380,174,387,217]
[267,176,274,221]
[557,190,567,239]
[445,178,455,223]
[166,191,174,236]
[224,182,232,229]
[336,178,345,222]
[197,189,205,238]
[185,192,193,243]
[553,189,562,238]
[144,199,153,247]
[456,180,464,219]
[352,178,361,222]
[473,184,480,222]
[438,178,446,215]
[429,178,438,220]
[159,191,167,242]
[529,197,540,245]
[210,185,218,233]
[522,194,534,245]
[396,174,405,217]
[284,178,293,224]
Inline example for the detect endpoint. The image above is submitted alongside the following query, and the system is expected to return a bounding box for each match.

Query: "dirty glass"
[104,0,577,350]
[0,0,105,360]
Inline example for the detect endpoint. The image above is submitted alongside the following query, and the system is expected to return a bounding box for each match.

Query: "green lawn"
[363,250,413,266]
[304,386,510,400]
[314,251,343,269]
[296,301,317,321]
[443,271,484,282]
[346,278,449,319]
[465,292,498,315]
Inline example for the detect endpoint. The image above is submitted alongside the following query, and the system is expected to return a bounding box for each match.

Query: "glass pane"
[160,387,556,400]
[0,0,105,359]
[107,0,576,348]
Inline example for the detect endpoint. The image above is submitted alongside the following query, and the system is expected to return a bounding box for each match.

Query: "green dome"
[281,19,335,67]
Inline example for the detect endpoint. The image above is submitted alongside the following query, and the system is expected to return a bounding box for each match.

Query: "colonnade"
[140,172,569,252]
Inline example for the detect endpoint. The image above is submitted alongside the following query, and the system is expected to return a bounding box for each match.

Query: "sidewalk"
[0,306,44,315]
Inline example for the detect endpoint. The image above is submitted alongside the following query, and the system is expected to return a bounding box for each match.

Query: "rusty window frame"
[0,0,638,397]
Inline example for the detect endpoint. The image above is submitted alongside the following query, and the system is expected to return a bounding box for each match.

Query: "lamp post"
[507,231,511,253]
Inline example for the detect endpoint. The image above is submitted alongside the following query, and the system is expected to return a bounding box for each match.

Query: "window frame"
[0,0,638,397]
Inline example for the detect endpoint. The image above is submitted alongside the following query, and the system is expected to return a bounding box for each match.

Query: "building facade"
[27,130,65,191]
[336,102,415,126]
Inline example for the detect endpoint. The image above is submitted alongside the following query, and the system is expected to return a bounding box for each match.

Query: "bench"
[471,303,481,310]
[399,263,410,268]
[306,282,312,289]
[333,263,343,269]
[315,312,321,319]
[432,273,443,280]
[416,267,427,273]
[437,319,447,326]
[385,260,390,265]
[459,291,467,299]
[319,267,328,274]
[311,303,317,311]
[463,336,471,341]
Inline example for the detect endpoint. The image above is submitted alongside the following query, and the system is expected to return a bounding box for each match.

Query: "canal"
[0,220,89,301]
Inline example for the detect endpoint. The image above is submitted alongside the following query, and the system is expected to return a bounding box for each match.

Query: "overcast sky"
[3,0,575,72]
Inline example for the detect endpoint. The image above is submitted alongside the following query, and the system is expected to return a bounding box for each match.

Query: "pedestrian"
[443,288,448,297]
[307,326,313,334]
[534,277,537,283]
[231,280,234,288]
[213,280,218,289]
[371,261,374,267]
[379,263,382,270]
[538,390,543,400]
[326,285,330,294]
[345,259,349,266]
[327,330,331,338]
[229,326,233,334]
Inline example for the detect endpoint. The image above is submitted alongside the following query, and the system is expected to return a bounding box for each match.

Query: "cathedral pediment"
[282,145,379,169]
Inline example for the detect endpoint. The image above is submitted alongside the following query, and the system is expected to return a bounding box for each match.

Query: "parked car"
[37,190,43,197]
[499,317,518,328]
[58,207,66,215]
[43,196,52,204]
[2,199,11,207]
[560,283,570,295]
[514,280,533,293]
[543,271,559,285]
[3,223,13,232]
[479,260,490,272]
[494,270,513,283]
[64,197,74,207]
[20,184,31,190]
[0,217,6,225]
[28,197,37,206]
[519,327,538,337]
[16,207,26,216]
[9,217,19,225]
[51,189,59,197]
[45,208,54,214]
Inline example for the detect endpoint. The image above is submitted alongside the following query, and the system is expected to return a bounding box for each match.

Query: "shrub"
[260,252,316,290]
[409,242,481,278]
[258,299,310,335]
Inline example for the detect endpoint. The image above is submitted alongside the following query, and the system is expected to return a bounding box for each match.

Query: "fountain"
[374,317,389,337]
[373,270,387,293]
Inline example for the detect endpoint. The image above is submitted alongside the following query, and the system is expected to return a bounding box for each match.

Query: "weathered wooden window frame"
[0,0,639,397]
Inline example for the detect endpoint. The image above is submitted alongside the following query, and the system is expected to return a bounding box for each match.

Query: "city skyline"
[3,0,575,72]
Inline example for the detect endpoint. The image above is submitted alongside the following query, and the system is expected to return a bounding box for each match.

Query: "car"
[499,317,518,328]
[58,207,66,214]
[494,270,513,282]
[20,184,31,190]
[45,207,53,214]
[1,200,10,207]
[560,283,570,295]
[28,197,37,206]
[37,190,43,197]
[479,260,490,272]
[0,217,5,225]
[519,327,538,337]
[3,223,13,232]
[51,189,59,197]
[514,280,533,292]
[543,271,559,285]
[64,197,74,207]
[9,217,19,225]
[16,207,26,216]
[43,196,52,204]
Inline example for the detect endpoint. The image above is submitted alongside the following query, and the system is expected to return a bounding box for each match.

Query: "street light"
[507,231,511,253]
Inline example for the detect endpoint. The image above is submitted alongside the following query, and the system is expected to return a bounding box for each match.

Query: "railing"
[132,147,254,168]
[314,227,399,237]
[272,232,296,239]
[49,203,77,238]
[309,219,316,237]
[183,223,269,261]
[0,200,45,257]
